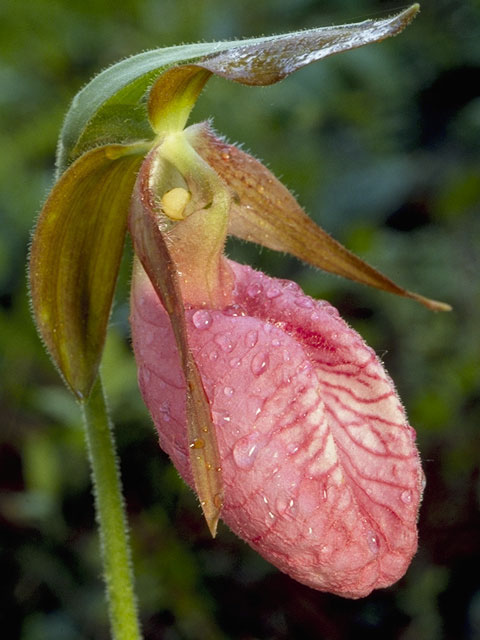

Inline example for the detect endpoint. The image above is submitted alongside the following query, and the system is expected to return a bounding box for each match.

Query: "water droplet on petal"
[276,496,288,514]
[190,438,205,449]
[271,338,281,347]
[295,297,314,309]
[245,330,258,348]
[159,401,170,422]
[209,349,218,361]
[283,281,301,293]
[266,285,281,299]
[232,433,262,469]
[192,309,213,330]
[251,352,269,376]
[223,386,234,397]
[247,282,262,298]
[288,498,297,515]
[229,357,241,368]
[367,530,379,554]
[224,304,246,316]
[401,489,412,504]
[325,307,339,316]
[287,443,299,455]
[215,334,235,353]
[213,410,231,424]
[421,471,427,492]
[213,493,223,509]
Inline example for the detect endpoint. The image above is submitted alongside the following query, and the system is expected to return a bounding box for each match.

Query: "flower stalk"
[81,377,142,640]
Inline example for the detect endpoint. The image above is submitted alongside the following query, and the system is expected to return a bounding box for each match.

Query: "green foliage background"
[1,0,479,638]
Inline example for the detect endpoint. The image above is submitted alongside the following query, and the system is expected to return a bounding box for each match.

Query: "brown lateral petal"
[128,148,223,536]
[190,125,451,312]
[29,145,144,399]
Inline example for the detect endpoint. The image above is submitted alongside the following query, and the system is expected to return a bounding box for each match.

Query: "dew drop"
[212,409,231,425]
[401,489,412,504]
[284,281,301,294]
[287,443,299,455]
[268,511,275,520]
[271,338,281,347]
[246,282,262,298]
[224,304,246,317]
[245,330,258,348]
[276,496,288,514]
[295,297,314,309]
[367,530,379,554]
[190,438,205,449]
[229,357,241,368]
[325,307,339,317]
[215,334,235,353]
[159,401,170,422]
[213,493,223,509]
[192,309,213,330]
[421,471,427,492]
[223,386,234,397]
[265,285,281,299]
[232,433,262,469]
[209,349,219,361]
[251,352,269,376]
[288,498,297,515]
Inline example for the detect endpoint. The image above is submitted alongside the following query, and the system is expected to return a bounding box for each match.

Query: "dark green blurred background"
[1,0,479,638]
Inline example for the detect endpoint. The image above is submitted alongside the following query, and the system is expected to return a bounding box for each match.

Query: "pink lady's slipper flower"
[29,4,449,601]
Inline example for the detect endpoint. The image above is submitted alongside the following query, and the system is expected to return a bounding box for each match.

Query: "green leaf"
[30,144,145,399]
[129,149,224,537]
[190,124,451,312]
[58,5,420,173]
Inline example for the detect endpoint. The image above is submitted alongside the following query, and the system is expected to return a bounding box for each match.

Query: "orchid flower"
[30,3,450,624]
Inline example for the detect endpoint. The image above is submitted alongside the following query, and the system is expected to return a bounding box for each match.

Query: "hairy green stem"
[81,377,143,640]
